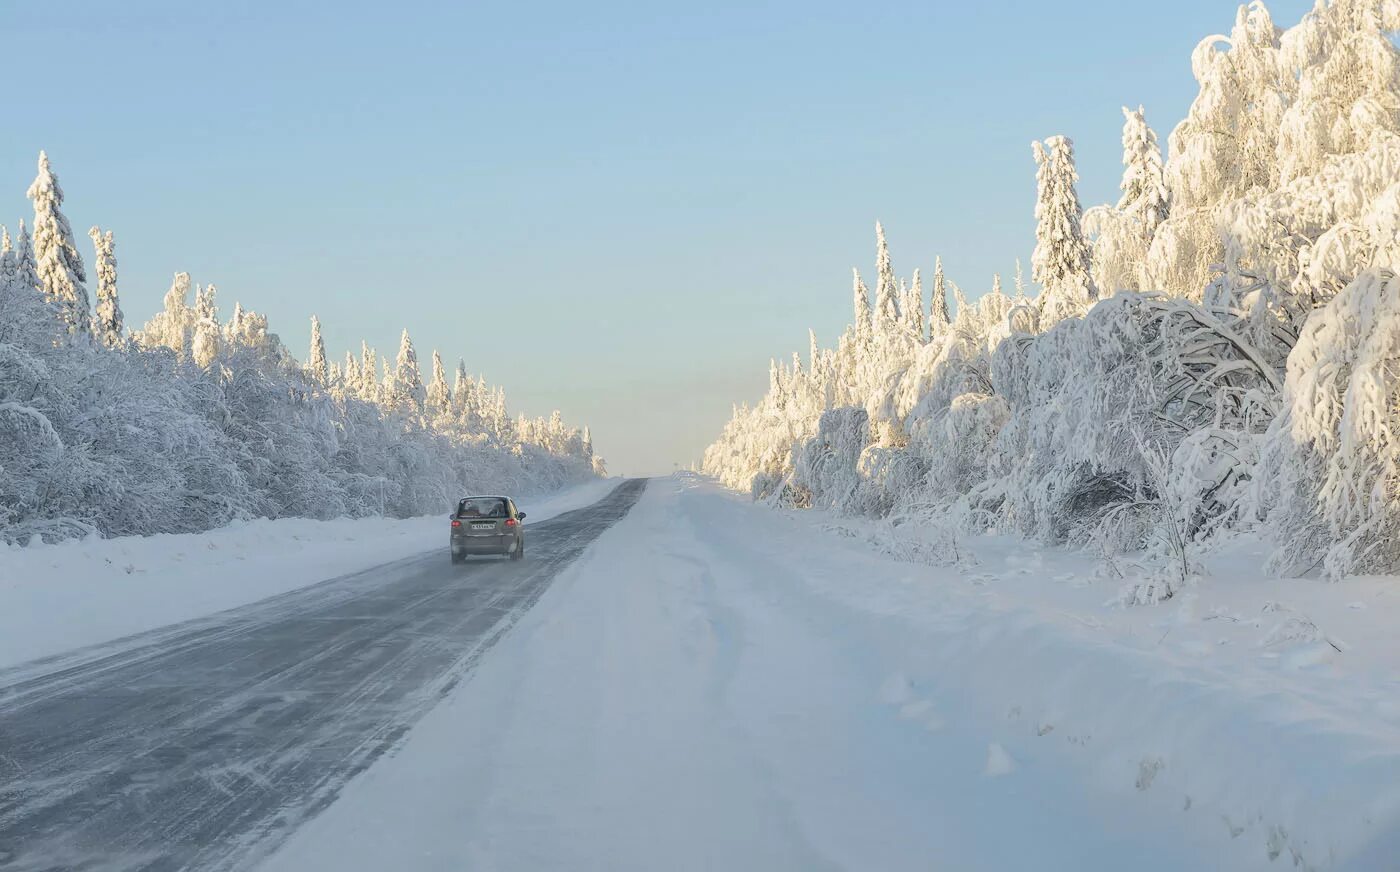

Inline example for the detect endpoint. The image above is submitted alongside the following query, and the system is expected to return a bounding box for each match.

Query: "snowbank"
[763,490,1400,870]
[0,477,622,670]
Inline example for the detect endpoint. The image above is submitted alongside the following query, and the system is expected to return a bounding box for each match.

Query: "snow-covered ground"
[0,477,620,669]
[261,473,1400,872]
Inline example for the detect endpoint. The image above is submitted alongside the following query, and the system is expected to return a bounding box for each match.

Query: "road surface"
[0,479,646,872]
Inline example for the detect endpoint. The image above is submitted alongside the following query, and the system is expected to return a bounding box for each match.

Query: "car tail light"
[505,518,518,527]
[451,520,461,527]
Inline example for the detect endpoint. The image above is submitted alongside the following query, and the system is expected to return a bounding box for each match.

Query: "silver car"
[450,495,526,563]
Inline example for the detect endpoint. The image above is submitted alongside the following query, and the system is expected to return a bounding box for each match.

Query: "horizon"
[2,0,1312,475]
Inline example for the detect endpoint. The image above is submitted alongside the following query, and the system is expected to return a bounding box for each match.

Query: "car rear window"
[456,497,508,518]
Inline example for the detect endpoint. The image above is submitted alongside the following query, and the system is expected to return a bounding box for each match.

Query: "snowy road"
[0,479,646,872]
[4,473,1397,871]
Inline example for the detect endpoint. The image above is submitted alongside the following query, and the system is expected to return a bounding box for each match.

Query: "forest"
[704,0,1400,592]
[0,153,600,544]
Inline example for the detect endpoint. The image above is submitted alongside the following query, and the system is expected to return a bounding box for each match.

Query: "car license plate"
[471,522,495,531]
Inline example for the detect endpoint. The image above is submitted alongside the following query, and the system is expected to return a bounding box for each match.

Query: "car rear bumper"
[452,535,518,554]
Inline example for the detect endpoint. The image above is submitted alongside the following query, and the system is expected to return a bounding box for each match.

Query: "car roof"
[458,495,513,501]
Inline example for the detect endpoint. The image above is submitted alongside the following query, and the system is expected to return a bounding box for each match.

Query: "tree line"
[704,0,1400,591]
[1,153,601,544]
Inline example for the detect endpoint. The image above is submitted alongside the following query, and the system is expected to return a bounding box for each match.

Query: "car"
[449,495,526,563]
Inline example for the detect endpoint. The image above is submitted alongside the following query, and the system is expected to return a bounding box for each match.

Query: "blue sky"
[3,0,1313,475]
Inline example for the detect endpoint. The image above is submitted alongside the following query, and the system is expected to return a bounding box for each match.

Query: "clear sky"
[3,0,1313,476]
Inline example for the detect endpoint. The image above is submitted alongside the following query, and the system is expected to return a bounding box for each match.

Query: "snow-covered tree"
[1086,106,1171,294]
[1269,269,1400,579]
[26,152,90,337]
[1276,0,1400,185]
[904,268,926,342]
[87,226,124,348]
[1032,136,1097,324]
[929,256,951,338]
[193,283,218,325]
[190,286,222,369]
[190,315,221,369]
[13,222,42,297]
[425,349,451,418]
[387,329,425,412]
[1150,2,1289,298]
[702,0,1400,592]
[0,155,602,543]
[342,351,361,394]
[0,223,61,349]
[873,222,901,337]
[135,272,194,358]
[189,284,221,368]
[307,315,329,385]
[852,268,873,346]
[359,342,380,403]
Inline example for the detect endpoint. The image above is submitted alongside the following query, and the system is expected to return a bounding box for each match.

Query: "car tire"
[451,551,465,564]
[510,541,524,561]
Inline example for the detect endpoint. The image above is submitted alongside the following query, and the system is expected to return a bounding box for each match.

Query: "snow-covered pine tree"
[906,268,926,341]
[26,152,90,337]
[343,351,361,393]
[547,409,567,453]
[852,268,873,347]
[13,222,42,297]
[1031,135,1097,324]
[929,256,951,338]
[984,273,1011,331]
[360,342,379,402]
[307,315,329,385]
[0,223,62,347]
[1118,106,1171,236]
[583,425,598,472]
[489,386,512,442]
[769,357,785,409]
[380,357,394,402]
[474,375,491,425]
[0,227,12,283]
[951,280,971,325]
[452,361,470,406]
[226,301,245,342]
[873,222,901,338]
[87,226,124,348]
[388,329,425,412]
[1008,259,1038,333]
[452,359,477,429]
[425,349,451,418]
[1086,106,1171,294]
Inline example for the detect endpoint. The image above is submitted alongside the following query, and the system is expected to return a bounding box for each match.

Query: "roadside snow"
[0,477,621,669]
[262,474,1400,871]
